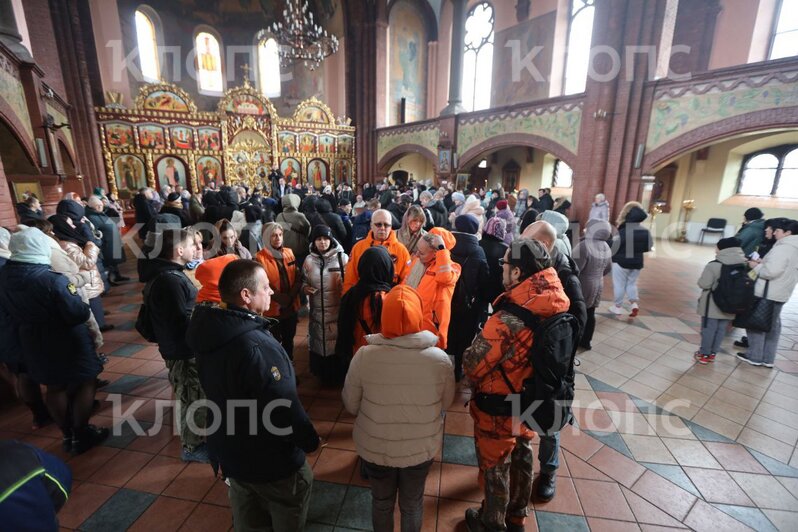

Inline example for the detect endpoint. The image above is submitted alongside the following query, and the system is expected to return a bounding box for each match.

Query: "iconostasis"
[96,81,356,204]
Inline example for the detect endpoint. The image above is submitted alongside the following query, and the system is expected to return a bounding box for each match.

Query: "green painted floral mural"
[377,125,440,162]
[647,76,798,151]
[457,106,581,156]
[0,66,33,142]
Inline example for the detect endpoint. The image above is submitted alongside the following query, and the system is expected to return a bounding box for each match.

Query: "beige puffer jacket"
[697,247,747,319]
[60,240,104,300]
[342,330,455,468]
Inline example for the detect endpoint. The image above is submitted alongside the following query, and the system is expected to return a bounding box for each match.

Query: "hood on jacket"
[56,200,84,223]
[282,194,300,210]
[775,234,798,253]
[428,227,456,250]
[623,206,648,224]
[540,210,569,236]
[261,222,285,257]
[139,257,184,283]
[187,303,272,354]
[196,254,238,303]
[380,285,424,338]
[9,226,52,265]
[461,195,485,217]
[585,219,612,241]
[715,246,747,265]
[316,198,333,214]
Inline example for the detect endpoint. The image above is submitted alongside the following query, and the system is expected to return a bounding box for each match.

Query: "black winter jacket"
[141,258,197,360]
[552,249,588,338]
[479,234,509,303]
[310,200,349,246]
[187,303,320,482]
[612,206,653,270]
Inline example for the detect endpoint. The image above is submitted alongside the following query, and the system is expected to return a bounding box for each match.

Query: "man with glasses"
[343,209,411,293]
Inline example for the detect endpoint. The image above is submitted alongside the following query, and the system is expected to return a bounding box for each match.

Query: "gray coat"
[302,243,348,356]
[697,247,747,319]
[573,220,613,308]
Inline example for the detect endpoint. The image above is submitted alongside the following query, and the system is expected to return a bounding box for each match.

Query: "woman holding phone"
[303,224,348,384]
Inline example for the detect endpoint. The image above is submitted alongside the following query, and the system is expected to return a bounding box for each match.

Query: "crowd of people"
[2,178,796,532]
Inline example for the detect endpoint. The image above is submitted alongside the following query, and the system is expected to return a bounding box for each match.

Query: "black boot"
[71,424,109,455]
[536,472,557,502]
[464,508,486,532]
[734,336,749,348]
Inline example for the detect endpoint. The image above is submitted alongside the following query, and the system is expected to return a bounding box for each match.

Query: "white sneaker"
[630,302,639,317]
[608,305,625,315]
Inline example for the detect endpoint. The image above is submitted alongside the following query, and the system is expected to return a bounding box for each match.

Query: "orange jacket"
[343,231,411,293]
[353,291,388,354]
[255,247,299,318]
[196,254,238,303]
[464,267,570,464]
[406,228,460,349]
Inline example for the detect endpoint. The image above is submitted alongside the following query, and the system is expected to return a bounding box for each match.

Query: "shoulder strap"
[358,316,372,335]
[495,301,542,330]
[337,252,344,273]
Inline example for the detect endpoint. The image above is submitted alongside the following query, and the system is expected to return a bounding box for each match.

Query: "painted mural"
[113,155,147,198]
[376,124,439,163]
[492,12,555,107]
[0,59,33,142]
[646,73,798,151]
[388,1,427,125]
[457,105,582,157]
[156,156,188,190]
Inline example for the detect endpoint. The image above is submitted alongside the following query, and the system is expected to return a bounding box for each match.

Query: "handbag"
[732,280,774,333]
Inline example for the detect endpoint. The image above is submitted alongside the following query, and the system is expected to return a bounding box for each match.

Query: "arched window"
[134,8,160,81]
[553,159,573,188]
[195,30,224,94]
[769,0,798,60]
[257,37,281,98]
[461,2,494,112]
[563,0,595,95]
[737,146,798,198]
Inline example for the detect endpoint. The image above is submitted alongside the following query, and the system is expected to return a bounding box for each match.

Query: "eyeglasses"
[372,222,391,228]
[498,258,511,267]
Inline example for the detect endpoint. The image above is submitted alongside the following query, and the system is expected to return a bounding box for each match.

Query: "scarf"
[404,259,426,289]
[336,246,394,358]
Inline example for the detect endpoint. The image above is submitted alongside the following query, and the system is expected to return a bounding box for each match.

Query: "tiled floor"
[1,240,798,531]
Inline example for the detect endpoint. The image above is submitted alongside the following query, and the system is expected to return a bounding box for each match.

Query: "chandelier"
[258,0,339,71]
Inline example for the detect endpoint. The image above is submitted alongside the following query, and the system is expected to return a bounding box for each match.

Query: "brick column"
[0,0,32,61]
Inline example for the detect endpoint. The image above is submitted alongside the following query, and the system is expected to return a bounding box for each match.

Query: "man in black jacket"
[141,227,208,463]
[187,259,319,530]
[521,220,588,503]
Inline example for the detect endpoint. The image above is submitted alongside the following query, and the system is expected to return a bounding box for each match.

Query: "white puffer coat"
[302,242,348,356]
[753,235,798,303]
[60,240,104,300]
[342,330,456,468]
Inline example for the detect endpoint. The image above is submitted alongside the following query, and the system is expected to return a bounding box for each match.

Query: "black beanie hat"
[310,224,332,242]
[454,214,480,235]
[717,237,741,250]
[744,208,763,221]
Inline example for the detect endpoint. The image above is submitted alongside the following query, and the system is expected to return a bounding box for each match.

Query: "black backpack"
[473,301,580,435]
[135,278,157,342]
[710,261,754,314]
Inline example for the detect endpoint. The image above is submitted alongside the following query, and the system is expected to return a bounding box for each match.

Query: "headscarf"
[336,246,394,358]
[51,200,91,246]
[9,226,52,265]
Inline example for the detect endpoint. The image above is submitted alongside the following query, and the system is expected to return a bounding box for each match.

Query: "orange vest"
[343,231,411,294]
[255,247,299,318]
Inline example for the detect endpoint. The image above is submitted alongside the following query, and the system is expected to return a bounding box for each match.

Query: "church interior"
[1,0,798,530]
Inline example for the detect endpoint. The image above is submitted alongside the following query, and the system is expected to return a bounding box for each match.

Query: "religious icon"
[143,90,190,112]
[338,135,353,155]
[197,128,221,150]
[307,159,327,187]
[335,160,349,184]
[279,132,297,153]
[157,156,187,190]
[299,133,316,153]
[196,33,223,93]
[300,106,324,122]
[105,123,135,149]
[170,127,194,150]
[197,156,222,187]
[138,125,166,149]
[232,94,264,115]
[114,155,146,197]
[280,157,301,182]
[319,134,336,154]
[438,148,451,173]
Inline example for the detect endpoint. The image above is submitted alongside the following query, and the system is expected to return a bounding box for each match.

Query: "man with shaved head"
[520,219,587,503]
[342,208,412,293]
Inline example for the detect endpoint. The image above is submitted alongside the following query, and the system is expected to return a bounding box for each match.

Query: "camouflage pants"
[165,358,206,451]
[475,436,533,530]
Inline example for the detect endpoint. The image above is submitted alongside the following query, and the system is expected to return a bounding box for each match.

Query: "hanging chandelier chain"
[258,0,339,71]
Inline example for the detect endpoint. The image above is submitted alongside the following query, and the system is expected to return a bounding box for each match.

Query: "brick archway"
[377,144,438,174]
[457,133,577,169]
[643,107,798,172]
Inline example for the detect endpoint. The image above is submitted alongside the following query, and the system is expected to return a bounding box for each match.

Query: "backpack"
[451,255,476,310]
[473,301,579,435]
[710,261,754,314]
[135,278,158,342]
